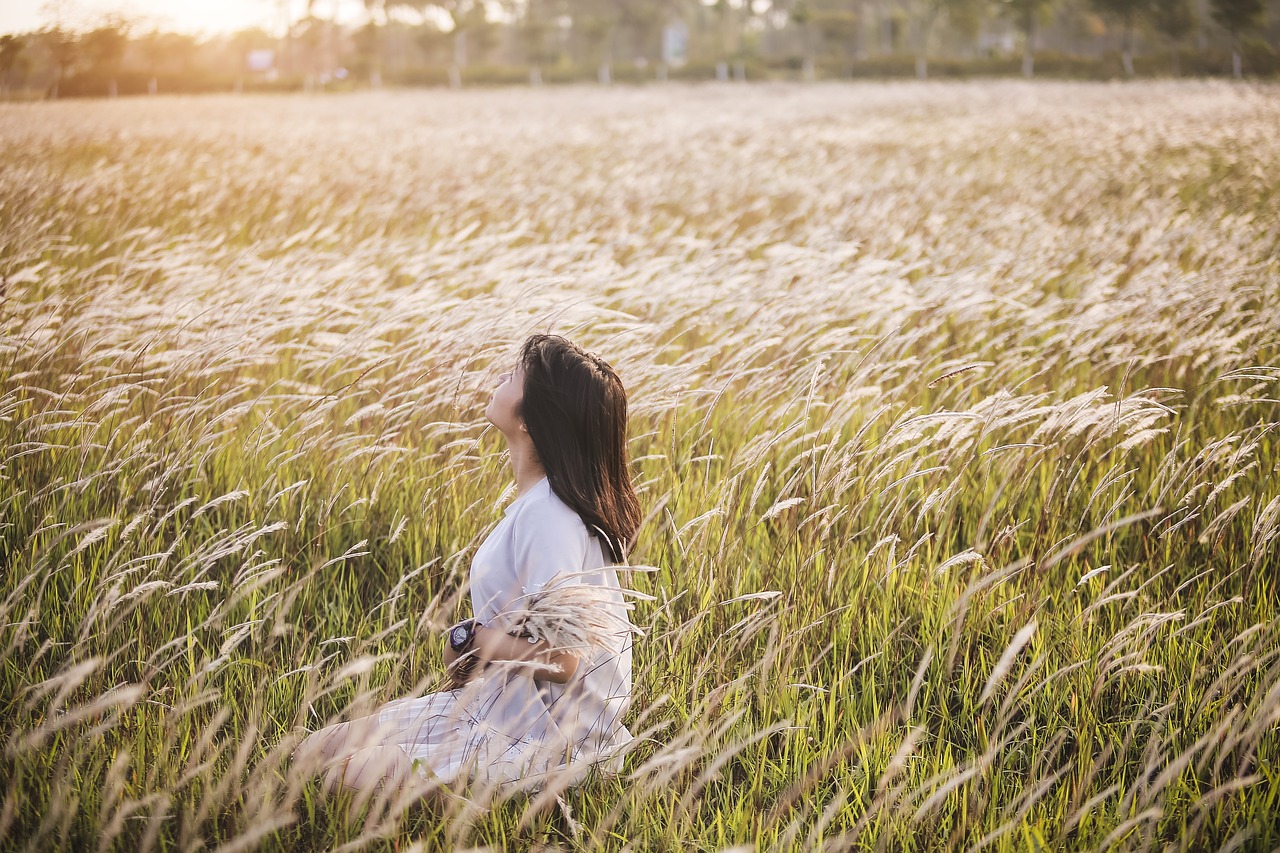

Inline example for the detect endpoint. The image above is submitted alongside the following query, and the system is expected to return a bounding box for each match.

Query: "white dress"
[376,476,634,789]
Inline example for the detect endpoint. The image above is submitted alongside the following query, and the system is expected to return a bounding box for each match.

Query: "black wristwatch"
[448,618,480,654]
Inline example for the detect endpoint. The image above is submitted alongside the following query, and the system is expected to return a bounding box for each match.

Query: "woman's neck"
[507,435,546,498]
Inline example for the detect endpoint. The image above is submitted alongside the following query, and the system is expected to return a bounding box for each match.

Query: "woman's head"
[487,334,641,562]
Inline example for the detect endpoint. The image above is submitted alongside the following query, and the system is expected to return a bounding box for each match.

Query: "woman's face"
[484,363,524,435]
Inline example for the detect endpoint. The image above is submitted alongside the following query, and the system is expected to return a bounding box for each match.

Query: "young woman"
[295,334,642,794]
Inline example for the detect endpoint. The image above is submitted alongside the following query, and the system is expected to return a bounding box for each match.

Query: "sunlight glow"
[2,0,372,36]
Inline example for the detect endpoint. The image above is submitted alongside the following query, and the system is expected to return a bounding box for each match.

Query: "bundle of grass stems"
[446,571,646,689]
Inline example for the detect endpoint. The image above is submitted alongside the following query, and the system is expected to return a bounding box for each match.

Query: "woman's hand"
[444,649,482,689]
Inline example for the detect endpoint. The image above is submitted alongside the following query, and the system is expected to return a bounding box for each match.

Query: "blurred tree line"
[1,0,1277,98]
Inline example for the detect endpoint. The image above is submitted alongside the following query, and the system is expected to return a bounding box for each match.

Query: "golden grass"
[1,80,1278,850]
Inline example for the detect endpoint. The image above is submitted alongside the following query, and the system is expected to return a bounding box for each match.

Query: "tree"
[789,0,859,78]
[616,0,668,67]
[786,0,818,78]
[1090,0,1152,77]
[392,0,488,85]
[0,35,24,97]
[813,6,860,63]
[40,26,78,99]
[1211,0,1263,77]
[1001,0,1052,77]
[81,15,130,97]
[912,0,943,78]
[136,29,195,94]
[414,20,452,66]
[362,0,388,86]
[708,0,752,78]
[1152,0,1194,74]
[516,0,561,83]
[456,1,501,67]
[912,0,983,79]
[361,0,431,86]
[947,0,985,46]
[292,11,326,87]
[567,0,622,83]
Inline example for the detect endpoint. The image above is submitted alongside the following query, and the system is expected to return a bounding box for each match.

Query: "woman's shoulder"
[511,478,588,536]
[507,478,610,583]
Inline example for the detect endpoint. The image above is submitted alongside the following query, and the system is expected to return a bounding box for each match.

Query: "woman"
[295,334,642,795]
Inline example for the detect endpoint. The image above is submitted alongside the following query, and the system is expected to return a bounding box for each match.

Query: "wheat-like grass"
[0,80,1277,850]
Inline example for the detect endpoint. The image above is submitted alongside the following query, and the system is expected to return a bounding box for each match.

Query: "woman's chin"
[485,414,512,435]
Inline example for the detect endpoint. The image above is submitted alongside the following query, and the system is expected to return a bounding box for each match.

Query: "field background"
[2,81,1279,851]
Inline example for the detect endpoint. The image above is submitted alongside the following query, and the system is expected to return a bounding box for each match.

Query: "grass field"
[2,81,1279,851]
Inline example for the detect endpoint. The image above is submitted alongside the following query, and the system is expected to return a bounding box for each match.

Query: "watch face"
[450,624,469,649]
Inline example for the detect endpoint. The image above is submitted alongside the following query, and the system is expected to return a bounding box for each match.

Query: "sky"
[0,0,373,36]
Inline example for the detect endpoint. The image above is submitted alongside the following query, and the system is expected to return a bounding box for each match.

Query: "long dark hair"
[518,334,641,562]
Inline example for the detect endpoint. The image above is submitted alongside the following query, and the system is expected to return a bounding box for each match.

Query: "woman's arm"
[450,625,578,684]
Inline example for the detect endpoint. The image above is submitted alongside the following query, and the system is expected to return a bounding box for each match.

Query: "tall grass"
[1,80,1278,850]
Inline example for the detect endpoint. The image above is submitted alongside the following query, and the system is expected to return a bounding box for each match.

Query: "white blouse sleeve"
[512,499,591,596]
